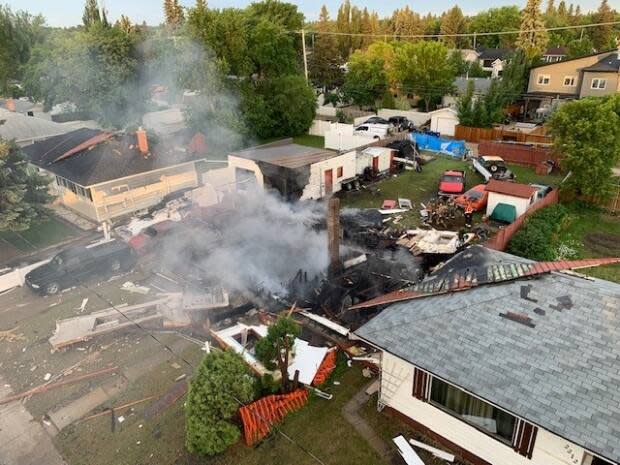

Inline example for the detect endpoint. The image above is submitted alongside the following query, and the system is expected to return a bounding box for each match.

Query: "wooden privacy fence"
[485,189,560,251]
[455,125,552,145]
[478,141,560,168]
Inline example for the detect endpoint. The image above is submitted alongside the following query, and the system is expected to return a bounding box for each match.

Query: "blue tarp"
[412,133,467,158]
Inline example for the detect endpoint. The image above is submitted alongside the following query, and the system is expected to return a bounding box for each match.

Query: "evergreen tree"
[0,140,53,231]
[591,0,613,51]
[391,6,424,37]
[185,350,255,456]
[516,0,549,60]
[82,0,101,28]
[163,0,184,29]
[255,316,301,393]
[309,5,343,91]
[440,6,467,48]
[557,1,568,18]
[116,15,133,34]
[545,0,556,17]
[336,0,352,59]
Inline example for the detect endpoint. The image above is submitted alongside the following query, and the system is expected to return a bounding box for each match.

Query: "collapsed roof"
[230,139,339,169]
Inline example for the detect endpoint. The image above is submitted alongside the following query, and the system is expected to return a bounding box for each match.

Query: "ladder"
[377,359,409,412]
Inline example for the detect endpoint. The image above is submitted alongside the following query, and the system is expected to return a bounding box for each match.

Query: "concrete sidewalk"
[0,376,67,465]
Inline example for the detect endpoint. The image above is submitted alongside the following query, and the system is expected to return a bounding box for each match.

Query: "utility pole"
[473,32,477,49]
[301,29,309,82]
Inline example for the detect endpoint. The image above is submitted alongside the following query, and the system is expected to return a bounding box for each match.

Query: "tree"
[249,19,297,78]
[82,0,101,28]
[549,95,620,198]
[247,0,304,31]
[0,140,53,231]
[456,80,475,126]
[566,37,594,58]
[341,43,391,108]
[516,0,549,60]
[163,0,184,29]
[255,316,301,392]
[116,15,133,35]
[591,0,614,51]
[336,0,352,59]
[393,41,456,112]
[440,6,467,48]
[545,0,556,17]
[309,6,343,91]
[185,350,255,456]
[391,6,424,37]
[468,7,521,48]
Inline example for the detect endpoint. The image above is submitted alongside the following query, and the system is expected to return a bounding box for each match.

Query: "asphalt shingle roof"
[583,53,620,72]
[356,267,620,463]
[22,128,205,187]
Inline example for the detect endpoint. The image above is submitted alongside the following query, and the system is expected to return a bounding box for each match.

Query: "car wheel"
[490,164,499,173]
[45,282,60,295]
[110,259,121,272]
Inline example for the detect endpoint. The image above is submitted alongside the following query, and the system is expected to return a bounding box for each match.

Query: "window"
[537,75,550,85]
[430,377,516,444]
[55,175,93,201]
[591,78,607,89]
[337,166,343,178]
[563,76,576,87]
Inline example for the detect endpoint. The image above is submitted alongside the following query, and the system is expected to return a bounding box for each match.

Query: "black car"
[387,116,414,132]
[363,116,391,126]
[25,240,137,295]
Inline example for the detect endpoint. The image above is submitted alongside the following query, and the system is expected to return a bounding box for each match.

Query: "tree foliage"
[393,41,455,112]
[341,44,390,109]
[185,350,255,456]
[0,140,53,232]
[440,6,467,48]
[566,37,594,59]
[309,6,343,91]
[163,0,185,29]
[548,95,620,198]
[516,0,549,60]
[467,7,521,48]
[508,204,570,261]
[591,0,614,50]
[255,316,301,392]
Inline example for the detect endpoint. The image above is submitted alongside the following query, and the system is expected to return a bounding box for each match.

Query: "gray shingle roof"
[356,271,620,463]
[583,53,620,72]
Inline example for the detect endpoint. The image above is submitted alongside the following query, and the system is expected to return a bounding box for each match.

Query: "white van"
[354,123,391,139]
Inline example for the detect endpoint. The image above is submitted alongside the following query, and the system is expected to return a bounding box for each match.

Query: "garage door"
[434,117,457,137]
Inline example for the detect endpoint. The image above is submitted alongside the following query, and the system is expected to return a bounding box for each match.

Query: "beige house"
[525,49,620,117]
[23,128,208,223]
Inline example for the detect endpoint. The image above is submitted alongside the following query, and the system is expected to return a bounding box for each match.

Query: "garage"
[430,108,459,137]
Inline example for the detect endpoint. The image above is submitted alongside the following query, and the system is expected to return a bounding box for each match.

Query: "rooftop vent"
[499,311,535,328]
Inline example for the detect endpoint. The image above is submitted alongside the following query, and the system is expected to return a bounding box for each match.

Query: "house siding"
[380,352,590,465]
[527,54,607,95]
[579,72,620,98]
[300,152,357,200]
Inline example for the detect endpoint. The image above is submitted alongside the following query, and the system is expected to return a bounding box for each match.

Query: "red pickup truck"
[438,170,466,197]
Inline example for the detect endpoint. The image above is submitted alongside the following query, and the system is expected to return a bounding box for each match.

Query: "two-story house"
[525,48,620,118]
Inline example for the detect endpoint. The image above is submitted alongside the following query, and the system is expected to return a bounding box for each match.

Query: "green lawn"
[0,216,78,252]
[292,135,325,148]
[555,202,620,283]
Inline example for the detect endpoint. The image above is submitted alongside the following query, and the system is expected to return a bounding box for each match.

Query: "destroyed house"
[228,139,356,200]
[355,248,620,465]
[22,127,208,223]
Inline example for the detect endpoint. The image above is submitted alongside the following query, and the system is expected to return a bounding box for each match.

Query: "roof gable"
[485,180,538,198]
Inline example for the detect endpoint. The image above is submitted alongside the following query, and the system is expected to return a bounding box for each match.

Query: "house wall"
[430,109,459,137]
[486,192,534,218]
[300,152,357,200]
[527,54,608,94]
[380,351,589,465]
[579,72,620,98]
[90,162,199,222]
[356,148,392,176]
[227,155,265,189]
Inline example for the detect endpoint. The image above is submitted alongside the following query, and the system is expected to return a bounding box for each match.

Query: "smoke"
[160,190,330,297]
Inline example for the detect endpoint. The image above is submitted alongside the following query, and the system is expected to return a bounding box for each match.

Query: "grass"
[0,216,78,252]
[292,135,325,149]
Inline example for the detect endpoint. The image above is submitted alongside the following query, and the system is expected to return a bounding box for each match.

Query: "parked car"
[388,116,415,132]
[363,116,392,126]
[472,156,515,181]
[127,220,177,255]
[455,184,488,211]
[438,170,466,197]
[530,184,553,202]
[354,123,391,139]
[25,240,137,295]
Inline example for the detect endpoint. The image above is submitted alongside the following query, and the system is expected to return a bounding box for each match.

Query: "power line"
[80,279,329,465]
[293,20,620,39]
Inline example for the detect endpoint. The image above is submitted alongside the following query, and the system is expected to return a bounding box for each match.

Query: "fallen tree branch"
[80,396,155,422]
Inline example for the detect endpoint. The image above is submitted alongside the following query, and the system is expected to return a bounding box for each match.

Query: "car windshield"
[442,175,462,183]
[466,191,484,200]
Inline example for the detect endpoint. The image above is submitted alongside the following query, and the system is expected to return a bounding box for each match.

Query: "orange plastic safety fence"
[312,349,337,386]
[239,389,308,446]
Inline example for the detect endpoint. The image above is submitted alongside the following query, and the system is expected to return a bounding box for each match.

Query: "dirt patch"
[584,232,620,256]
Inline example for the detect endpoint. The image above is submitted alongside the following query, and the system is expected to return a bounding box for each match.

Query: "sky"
[3,0,604,27]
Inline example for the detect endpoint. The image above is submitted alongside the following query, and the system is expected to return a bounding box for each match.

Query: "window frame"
[562,75,576,87]
[537,74,551,85]
[427,375,518,447]
[591,78,607,90]
[337,166,343,178]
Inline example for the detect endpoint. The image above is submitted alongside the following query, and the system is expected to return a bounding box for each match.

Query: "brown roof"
[230,139,338,169]
[485,180,538,198]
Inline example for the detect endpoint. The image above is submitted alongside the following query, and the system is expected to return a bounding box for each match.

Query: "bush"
[507,204,570,261]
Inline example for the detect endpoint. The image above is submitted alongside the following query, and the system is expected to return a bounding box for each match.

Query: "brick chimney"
[6,98,15,112]
[136,127,149,155]
[327,197,341,277]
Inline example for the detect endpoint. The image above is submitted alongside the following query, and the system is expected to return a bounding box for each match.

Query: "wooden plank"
[409,438,455,462]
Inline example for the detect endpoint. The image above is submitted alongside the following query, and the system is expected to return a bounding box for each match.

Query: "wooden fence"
[485,189,560,251]
[478,141,560,168]
[455,125,552,145]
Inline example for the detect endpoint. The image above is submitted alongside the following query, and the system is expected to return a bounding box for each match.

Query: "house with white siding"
[354,248,620,465]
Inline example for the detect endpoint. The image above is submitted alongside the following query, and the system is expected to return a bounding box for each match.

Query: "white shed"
[429,108,459,137]
[356,147,394,176]
[227,139,356,201]
[485,180,538,222]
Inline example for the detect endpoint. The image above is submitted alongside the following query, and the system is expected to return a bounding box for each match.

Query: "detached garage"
[429,108,459,137]
[485,180,538,222]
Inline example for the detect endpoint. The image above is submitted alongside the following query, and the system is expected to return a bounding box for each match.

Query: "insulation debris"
[121,282,151,295]
[397,229,475,256]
